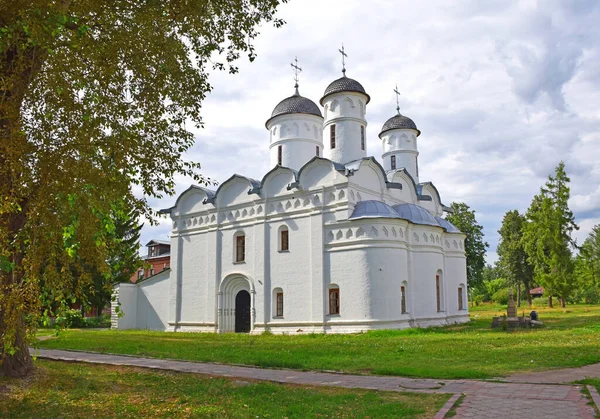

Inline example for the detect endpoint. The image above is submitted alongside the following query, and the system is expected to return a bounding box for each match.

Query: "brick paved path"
[34,349,597,418]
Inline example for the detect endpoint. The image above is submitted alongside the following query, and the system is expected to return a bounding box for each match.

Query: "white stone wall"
[113,148,469,333]
[322,92,369,164]
[380,128,420,183]
[267,114,324,171]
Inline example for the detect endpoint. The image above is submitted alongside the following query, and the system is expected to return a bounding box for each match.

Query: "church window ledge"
[233,261,246,265]
[278,250,290,253]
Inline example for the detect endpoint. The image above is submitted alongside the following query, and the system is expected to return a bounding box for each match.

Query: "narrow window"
[316,146,319,156]
[277,145,282,166]
[329,288,340,315]
[280,228,289,251]
[401,285,407,314]
[436,275,441,312]
[458,287,464,311]
[137,270,144,281]
[236,235,245,262]
[360,125,365,150]
[276,292,284,317]
[330,124,336,149]
[391,155,396,170]
[163,263,167,271]
[150,267,154,276]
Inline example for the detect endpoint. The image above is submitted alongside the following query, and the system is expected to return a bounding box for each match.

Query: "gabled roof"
[145,239,170,246]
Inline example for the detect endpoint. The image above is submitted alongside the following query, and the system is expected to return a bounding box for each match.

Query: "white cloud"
[138,0,600,263]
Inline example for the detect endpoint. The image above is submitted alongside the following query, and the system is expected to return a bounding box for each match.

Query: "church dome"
[320,76,370,105]
[349,200,399,220]
[435,216,461,233]
[379,114,421,137]
[266,93,322,127]
[392,203,438,227]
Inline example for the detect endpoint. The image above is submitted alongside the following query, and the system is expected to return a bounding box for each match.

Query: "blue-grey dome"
[350,200,400,220]
[435,216,461,233]
[392,203,438,227]
[320,76,370,105]
[379,114,421,137]
[266,93,322,127]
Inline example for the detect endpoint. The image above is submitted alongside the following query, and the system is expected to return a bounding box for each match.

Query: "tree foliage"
[522,162,578,307]
[574,225,600,303]
[0,0,286,377]
[497,210,534,306]
[445,202,489,290]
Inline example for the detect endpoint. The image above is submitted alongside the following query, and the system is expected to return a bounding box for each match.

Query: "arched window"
[235,232,245,263]
[272,288,284,317]
[458,284,466,311]
[360,126,365,150]
[279,225,289,252]
[391,155,396,170]
[330,125,336,149]
[401,282,408,314]
[329,285,340,315]
[316,146,319,156]
[436,270,443,312]
[277,145,282,166]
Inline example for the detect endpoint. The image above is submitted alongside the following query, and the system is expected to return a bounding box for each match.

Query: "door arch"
[218,274,254,333]
[235,290,251,333]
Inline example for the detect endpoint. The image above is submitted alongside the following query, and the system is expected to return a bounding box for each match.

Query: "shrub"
[491,288,510,305]
[55,309,86,329]
[531,297,549,307]
[84,314,111,328]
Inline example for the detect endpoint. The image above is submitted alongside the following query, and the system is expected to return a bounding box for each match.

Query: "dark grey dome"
[266,93,322,127]
[435,216,461,233]
[379,114,421,137]
[320,76,370,105]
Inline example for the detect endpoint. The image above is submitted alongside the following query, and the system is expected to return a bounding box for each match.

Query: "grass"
[36,303,600,380]
[0,360,448,418]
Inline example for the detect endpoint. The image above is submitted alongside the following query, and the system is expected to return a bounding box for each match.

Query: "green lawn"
[0,360,447,418]
[36,303,600,380]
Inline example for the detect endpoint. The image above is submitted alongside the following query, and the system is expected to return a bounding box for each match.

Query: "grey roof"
[320,76,370,105]
[435,216,461,233]
[350,200,400,220]
[146,240,170,246]
[379,114,421,137]
[392,203,439,227]
[266,93,322,127]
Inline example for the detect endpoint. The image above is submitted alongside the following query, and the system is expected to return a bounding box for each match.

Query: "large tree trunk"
[0,311,34,378]
[517,283,521,307]
[527,292,532,307]
[548,296,553,308]
[560,296,566,308]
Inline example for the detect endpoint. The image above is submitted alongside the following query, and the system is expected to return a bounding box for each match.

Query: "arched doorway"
[235,290,251,333]
[218,274,254,333]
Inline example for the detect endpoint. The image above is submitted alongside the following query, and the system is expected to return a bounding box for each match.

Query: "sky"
[139,0,600,264]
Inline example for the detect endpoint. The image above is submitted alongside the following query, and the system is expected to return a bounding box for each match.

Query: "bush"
[55,309,86,329]
[84,314,111,328]
[532,297,549,307]
[492,288,510,305]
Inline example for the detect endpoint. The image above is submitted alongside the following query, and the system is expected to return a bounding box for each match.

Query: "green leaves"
[446,202,489,290]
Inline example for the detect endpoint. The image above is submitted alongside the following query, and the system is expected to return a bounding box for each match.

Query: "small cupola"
[265,58,324,171]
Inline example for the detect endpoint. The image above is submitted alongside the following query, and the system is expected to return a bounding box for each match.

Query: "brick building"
[131,239,171,283]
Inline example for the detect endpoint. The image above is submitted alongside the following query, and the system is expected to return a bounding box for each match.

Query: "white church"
[113,55,469,334]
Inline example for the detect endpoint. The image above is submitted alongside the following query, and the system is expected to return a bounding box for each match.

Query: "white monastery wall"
[136,271,170,330]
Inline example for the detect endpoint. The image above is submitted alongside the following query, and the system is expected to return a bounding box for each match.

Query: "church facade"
[113,65,469,334]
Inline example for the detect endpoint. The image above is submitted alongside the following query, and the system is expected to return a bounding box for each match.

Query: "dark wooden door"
[235,290,251,333]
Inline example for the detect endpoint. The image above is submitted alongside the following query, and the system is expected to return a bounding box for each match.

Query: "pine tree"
[574,225,600,303]
[445,202,489,291]
[522,162,578,307]
[497,210,535,306]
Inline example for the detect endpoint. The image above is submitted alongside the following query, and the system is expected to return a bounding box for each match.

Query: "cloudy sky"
[140,0,600,264]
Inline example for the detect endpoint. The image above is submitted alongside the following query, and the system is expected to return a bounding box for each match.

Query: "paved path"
[34,349,597,418]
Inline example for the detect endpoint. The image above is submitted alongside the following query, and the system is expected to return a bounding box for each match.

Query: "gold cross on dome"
[339,44,348,75]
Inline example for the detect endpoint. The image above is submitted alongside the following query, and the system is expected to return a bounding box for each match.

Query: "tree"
[0,1,286,378]
[445,202,489,291]
[574,224,600,303]
[522,162,578,308]
[497,210,535,306]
